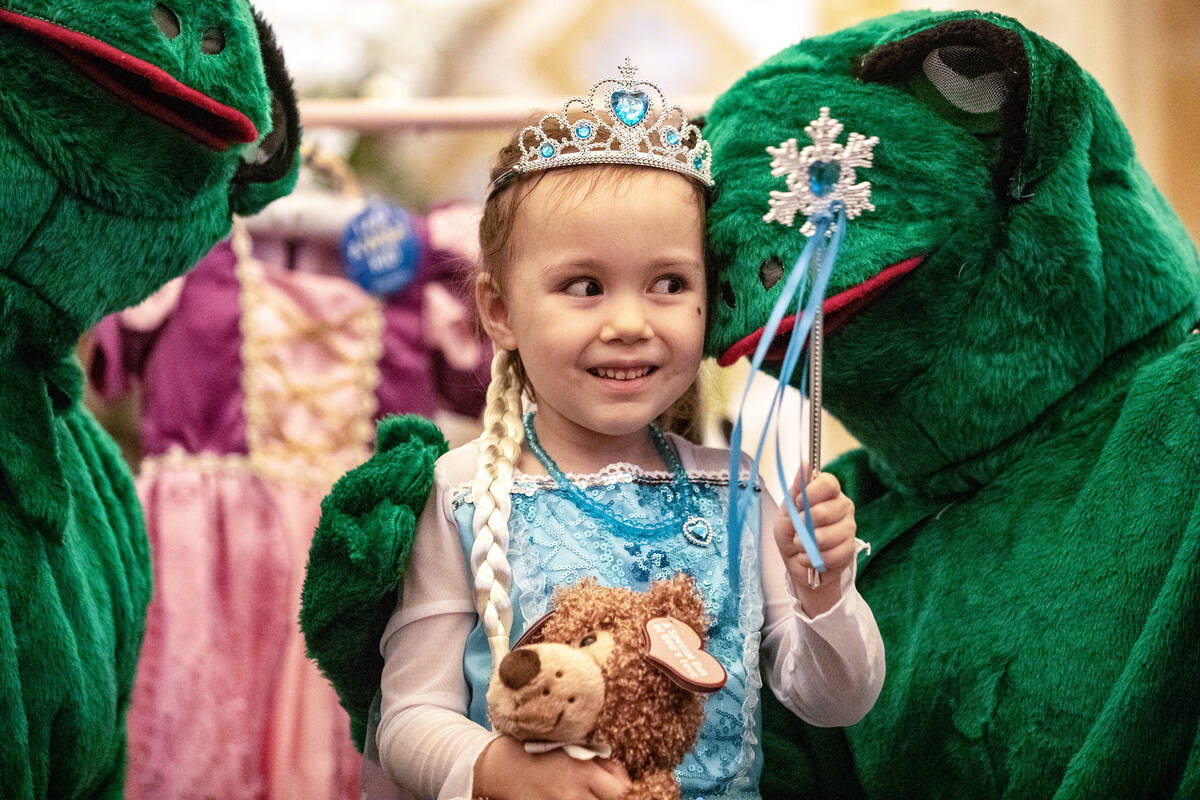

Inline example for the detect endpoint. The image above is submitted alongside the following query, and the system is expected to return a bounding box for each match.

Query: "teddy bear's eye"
[580,632,597,647]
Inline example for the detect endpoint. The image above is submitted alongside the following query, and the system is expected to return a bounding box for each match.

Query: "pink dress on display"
[90,217,487,800]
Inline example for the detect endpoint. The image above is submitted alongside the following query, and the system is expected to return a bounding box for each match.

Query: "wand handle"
[806,252,825,590]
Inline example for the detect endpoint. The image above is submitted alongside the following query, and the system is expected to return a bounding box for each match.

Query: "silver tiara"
[490,58,713,195]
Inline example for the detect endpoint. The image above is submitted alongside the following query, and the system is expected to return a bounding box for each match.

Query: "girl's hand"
[474,735,633,800]
[772,467,857,617]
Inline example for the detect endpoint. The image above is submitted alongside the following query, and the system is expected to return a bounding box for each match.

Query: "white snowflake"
[763,107,879,237]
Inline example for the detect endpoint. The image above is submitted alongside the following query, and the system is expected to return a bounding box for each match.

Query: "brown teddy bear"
[484,574,727,800]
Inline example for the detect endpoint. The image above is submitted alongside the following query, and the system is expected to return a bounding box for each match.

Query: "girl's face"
[480,168,706,449]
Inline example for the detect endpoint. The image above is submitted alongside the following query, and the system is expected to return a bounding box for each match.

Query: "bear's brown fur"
[485,574,715,800]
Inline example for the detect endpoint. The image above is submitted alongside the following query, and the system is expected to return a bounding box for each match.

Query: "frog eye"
[922,46,1007,114]
[153,4,180,40]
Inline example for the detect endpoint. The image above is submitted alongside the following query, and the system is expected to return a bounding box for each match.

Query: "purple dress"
[90,213,488,800]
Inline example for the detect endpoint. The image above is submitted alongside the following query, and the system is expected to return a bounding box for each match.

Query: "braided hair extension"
[468,347,525,667]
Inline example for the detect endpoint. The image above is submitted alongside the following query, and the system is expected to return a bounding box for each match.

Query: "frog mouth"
[0,8,258,151]
[716,255,923,367]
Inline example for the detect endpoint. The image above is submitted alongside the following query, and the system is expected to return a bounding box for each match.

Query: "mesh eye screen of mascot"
[703,10,1200,800]
[0,1,299,797]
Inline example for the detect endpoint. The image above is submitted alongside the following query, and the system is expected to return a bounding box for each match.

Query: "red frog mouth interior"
[0,8,258,151]
[716,255,924,367]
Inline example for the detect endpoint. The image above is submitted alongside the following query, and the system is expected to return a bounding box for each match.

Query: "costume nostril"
[498,648,541,690]
[759,256,785,291]
[721,280,736,309]
[201,26,226,55]
[153,4,181,40]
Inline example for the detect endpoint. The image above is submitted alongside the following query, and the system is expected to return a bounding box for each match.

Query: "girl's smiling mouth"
[588,365,658,381]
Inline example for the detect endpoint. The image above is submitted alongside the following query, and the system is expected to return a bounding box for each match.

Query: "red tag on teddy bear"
[643,616,727,693]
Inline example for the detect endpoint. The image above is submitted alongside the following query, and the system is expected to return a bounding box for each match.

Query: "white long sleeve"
[374,439,884,800]
[376,447,494,800]
[758,491,885,727]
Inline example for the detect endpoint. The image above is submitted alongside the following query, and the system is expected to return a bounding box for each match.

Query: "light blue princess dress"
[455,418,766,800]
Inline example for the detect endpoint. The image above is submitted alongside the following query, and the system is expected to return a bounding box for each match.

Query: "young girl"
[374,62,884,800]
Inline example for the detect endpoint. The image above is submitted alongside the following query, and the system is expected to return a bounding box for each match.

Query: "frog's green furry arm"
[300,415,449,751]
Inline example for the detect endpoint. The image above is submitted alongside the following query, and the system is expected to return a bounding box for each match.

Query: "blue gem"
[539,142,555,159]
[611,90,649,127]
[683,517,712,547]
[664,128,680,146]
[693,156,704,170]
[574,123,592,139]
[808,159,841,196]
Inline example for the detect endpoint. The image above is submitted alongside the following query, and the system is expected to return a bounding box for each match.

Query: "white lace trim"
[450,466,760,507]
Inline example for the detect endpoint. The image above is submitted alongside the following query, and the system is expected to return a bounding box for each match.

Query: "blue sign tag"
[342,199,422,296]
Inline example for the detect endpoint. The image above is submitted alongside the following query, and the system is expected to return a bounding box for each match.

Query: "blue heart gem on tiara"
[574,123,593,139]
[611,90,649,127]
[693,156,704,171]
[540,142,556,159]
[664,129,680,147]
[808,160,841,197]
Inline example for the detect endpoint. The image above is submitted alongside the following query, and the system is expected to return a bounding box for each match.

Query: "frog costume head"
[704,10,1200,493]
[0,0,299,347]
[0,0,299,534]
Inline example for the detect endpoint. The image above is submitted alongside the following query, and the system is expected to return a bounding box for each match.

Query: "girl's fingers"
[801,471,842,504]
[805,494,854,528]
[590,761,634,800]
[774,500,855,548]
[595,758,631,784]
[775,517,857,562]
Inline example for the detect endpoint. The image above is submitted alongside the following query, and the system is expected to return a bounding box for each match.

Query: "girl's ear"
[475,273,518,350]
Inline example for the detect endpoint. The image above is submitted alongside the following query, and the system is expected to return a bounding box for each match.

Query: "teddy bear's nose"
[498,648,541,690]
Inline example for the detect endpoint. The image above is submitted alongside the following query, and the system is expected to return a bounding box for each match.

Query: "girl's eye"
[651,276,685,294]
[564,278,602,297]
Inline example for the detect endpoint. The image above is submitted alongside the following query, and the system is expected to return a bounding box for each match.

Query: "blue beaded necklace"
[522,412,712,545]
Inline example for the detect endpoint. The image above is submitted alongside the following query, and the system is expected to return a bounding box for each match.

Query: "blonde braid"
[469,347,525,667]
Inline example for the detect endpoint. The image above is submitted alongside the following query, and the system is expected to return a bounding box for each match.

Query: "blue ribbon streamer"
[726,207,846,596]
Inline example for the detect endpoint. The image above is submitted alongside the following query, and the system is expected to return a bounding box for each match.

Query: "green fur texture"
[0,2,299,796]
[706,10,1200,798]
[301,415,449,751]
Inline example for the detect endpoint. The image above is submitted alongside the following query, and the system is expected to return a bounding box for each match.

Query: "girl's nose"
[599,296,653,343]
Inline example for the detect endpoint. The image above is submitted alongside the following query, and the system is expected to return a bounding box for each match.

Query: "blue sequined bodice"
[455,456,765,800]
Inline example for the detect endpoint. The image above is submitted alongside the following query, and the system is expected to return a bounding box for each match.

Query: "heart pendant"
[683,517,712,547]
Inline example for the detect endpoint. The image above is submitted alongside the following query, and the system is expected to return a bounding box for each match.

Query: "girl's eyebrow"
[539,255,704,275]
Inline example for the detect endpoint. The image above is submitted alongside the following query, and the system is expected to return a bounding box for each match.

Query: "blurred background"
[255,0,1200,235]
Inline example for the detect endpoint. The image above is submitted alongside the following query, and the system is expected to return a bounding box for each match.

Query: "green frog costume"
[703,10,1200,800]
[0,1,298,796]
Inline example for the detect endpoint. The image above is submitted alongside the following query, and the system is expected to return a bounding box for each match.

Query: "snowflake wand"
[727,108,878,592]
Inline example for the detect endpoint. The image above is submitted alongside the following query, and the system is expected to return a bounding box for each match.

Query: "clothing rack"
[298,94,715,132]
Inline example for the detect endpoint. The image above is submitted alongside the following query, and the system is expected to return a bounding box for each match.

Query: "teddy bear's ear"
[646,574,708,636]
[513,610,555,648]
